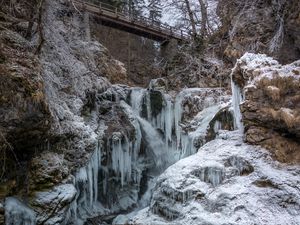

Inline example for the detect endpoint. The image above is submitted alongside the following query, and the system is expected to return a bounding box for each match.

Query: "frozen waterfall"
[130,87,226,161]
[138,117,168,168]
[66,143,104,224]
[5,86,230,225]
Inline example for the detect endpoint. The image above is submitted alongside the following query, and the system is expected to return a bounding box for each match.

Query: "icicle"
[68,143,103,224]
[111,133,133,186]
[163,94,174,145]
[174,92,184,150]
[118,100,144,187]
[193,166,225,187]
[231,78,244,132]
[213,120,222,133]
[146,91,152,121]
[180,134,195,158]
[130,88,146,116]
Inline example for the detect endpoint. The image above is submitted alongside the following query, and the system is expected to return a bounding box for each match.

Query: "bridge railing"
[76,0,190,41]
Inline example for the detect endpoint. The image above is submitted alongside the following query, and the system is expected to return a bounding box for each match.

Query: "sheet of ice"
[130,88,146,116]
[231,77,244,132]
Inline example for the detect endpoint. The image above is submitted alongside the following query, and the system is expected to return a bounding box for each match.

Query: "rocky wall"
[232,53,300,163]
[217,0,300,64]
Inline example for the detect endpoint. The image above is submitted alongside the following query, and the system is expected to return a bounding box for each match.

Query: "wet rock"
[252,179,279,189]
[149,90,164,118]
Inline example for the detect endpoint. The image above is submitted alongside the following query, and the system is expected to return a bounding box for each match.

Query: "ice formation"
[66,144,104,224]
[5,86,230,225]
[111,132,139,186]
[138,117,167,168]
[130,88,147,115]
[130,130,300,225]
[5,197,36,225]
[129,87,228,161]
[231,73,244,131]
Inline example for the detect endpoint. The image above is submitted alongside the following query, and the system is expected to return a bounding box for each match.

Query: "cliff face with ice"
[129,53,300,225]
[1,0,300,224]
[1,1,234,223]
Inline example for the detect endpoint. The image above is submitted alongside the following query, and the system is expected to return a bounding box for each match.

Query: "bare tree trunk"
[184,0,197,38]
[198,0,208,37]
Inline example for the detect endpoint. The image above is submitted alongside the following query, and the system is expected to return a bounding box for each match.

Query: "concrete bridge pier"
[160,39,178,61]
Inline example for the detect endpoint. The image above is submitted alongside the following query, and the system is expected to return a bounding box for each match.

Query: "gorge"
[0,0,300,225]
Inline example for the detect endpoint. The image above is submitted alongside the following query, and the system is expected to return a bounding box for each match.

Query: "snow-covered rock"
[129,130,300,225]
[31,184,76,225]
[231,53,300,163]
[29,152,69,191]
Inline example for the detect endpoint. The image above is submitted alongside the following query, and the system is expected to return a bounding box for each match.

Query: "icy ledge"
[129,130,300,225]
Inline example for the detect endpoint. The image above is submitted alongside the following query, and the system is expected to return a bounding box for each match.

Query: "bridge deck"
[73,0,189,42]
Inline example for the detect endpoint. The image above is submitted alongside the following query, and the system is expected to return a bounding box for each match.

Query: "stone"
[31,184,77,225]
[29,152,70,191]
[232,53,300,163]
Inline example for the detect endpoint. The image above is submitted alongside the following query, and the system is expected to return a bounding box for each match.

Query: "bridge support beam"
[160,39,178,61]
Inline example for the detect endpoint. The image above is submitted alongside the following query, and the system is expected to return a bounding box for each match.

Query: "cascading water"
[137,117,168,169]
[130,88,227,160]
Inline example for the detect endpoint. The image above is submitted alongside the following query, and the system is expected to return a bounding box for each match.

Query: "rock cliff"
[217,0,300,64]
[231,53,300,163]
[0,0,299,224]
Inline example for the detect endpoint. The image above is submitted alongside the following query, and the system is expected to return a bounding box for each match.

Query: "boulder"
[31,184,76,225]
[232,53,300,163]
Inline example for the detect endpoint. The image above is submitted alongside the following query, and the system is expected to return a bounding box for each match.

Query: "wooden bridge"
[73,0,190,42]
